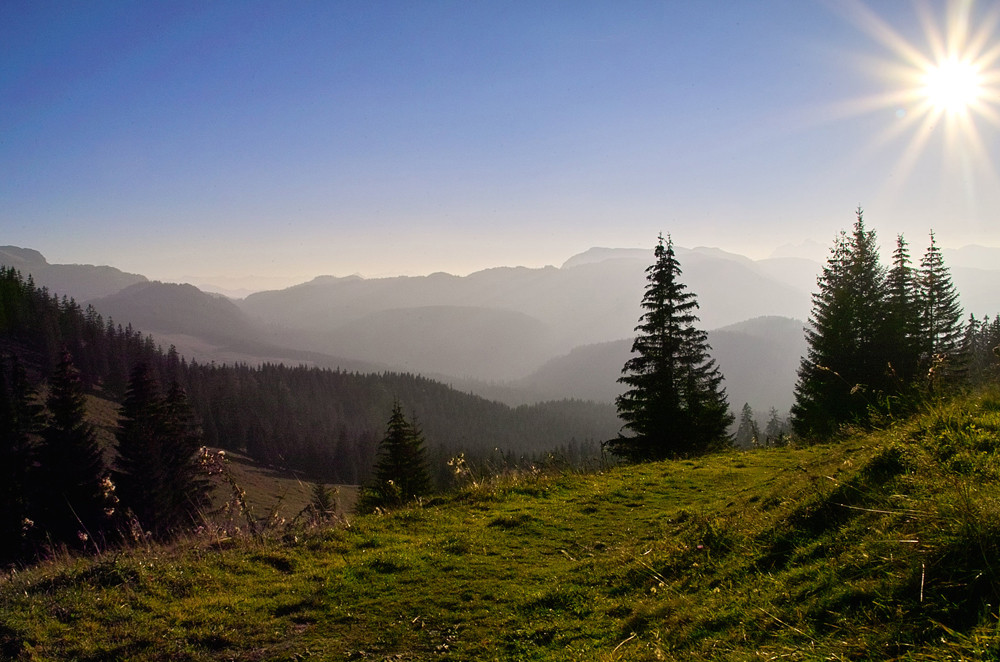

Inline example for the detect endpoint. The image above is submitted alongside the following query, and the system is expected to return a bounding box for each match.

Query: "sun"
[922,57,982,114]
[829,0,1000,198]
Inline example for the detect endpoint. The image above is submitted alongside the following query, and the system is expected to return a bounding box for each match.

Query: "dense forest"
[792,212,1000,437]
[5,221,999,566]
[0,266,618,489]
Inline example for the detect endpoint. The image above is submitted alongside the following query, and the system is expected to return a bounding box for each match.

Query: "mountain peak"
[561,247,649,269]
[0,245,49,269]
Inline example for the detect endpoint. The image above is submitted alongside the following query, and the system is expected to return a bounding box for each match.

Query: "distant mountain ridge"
[87,280,378,373]
[240,246,814,350]
[516,316,806,415]
[943,245,1000,271]
[0,245,147,301]
[4,243,998,414]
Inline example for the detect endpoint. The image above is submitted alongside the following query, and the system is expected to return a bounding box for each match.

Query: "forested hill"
[0,267,619,485]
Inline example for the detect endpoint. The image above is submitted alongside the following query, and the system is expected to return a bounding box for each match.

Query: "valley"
[9,242,1000,421]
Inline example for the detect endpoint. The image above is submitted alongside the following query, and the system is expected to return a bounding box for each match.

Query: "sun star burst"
[832,0,1000,203]
[923,57,983,113]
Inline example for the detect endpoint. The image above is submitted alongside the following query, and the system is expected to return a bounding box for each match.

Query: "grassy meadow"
[3,388,1000,660]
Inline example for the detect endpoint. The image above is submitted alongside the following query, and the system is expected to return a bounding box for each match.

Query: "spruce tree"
[375,403,431,500]
[962,314,988,384]
[358,402,431,511]
[35,350,111,548]
[917,231,964,372]
[160,382,211,531]
[986,316,1000,381]
[883,234,922,385]
[792,209,888,438]
[0,354,43,564]
[114,363,171,537]
[610,234,732,460]
[763,407,789,447]
[734,403,759,448]
[972,315,1000,383]
[309,482,337,522]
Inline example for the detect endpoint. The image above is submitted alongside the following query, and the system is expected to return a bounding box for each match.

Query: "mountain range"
[4,242,998,417]
[0,245,147,301]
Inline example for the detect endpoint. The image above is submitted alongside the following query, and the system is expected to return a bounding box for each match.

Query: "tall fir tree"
[114,363,172,537]
[918,231,964,372]
[883,234,922,385]
[792,209,888,438]
[763,407,790,447]
[309,482,337,521]
[610,234,732,460]
[358,402,432,511]
[963,314,1000,384]
[0,354,43,564]
[160,382,211,531]
[734,403,760,448]
[35,350,111,548]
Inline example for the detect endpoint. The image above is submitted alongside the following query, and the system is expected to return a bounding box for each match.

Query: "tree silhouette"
[763,407,789,447]
[792,209,888,438]
[35,350,111,549]
[734,403,759,448]
[918,231,964,380]
[160,381,211,531]
[358,402,431,511]
[0,354,43,564]
[609,234,732,460]
[883,234,922,385]
[114,363,172,537]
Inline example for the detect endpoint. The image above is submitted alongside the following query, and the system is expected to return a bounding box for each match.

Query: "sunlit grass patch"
[4,391,1000,659]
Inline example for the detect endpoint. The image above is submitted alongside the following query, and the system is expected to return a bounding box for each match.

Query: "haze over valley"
[7,3,1000,657]
[6,1,1000,422]
[6,240,1000,419]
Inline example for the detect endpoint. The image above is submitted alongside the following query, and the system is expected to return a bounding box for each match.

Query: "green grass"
[4,389,1000,660]
[210,449,358,521]
[87,391,358,526]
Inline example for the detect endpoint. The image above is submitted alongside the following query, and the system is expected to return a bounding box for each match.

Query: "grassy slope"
[3,389,1000,661]
[85,392,358,521]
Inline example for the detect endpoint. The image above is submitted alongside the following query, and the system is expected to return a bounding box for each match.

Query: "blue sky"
[3,1,999,290]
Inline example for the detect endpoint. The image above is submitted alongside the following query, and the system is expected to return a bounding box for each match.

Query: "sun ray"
[825,0,1000,210]
[964,7,1000,58]
[842,0,936,71]
[876,111,939,202]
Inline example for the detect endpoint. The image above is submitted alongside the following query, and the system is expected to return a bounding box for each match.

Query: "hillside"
[83,391,357,522]
[0,266,620,487]
[6,243,999,415]
[237,248,815,385]
[516,316,806,413]
[3,387,998,660]
[88,280,376,372]
[0,246,147,301]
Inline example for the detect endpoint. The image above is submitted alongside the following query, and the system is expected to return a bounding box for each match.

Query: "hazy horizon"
[4,1,1000,290]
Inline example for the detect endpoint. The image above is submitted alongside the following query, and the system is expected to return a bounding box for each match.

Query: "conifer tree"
[358,402,431,511]
[375,403,431,500]
[610,234,732,460]
[35,350,111,548]
[792,209,888,438]
[958,312,1000,386]
[160,382,211,530]
[734,403,759,448]
[962,314,987,383]
[0,354,43,564]
[114,363,171,537]
[883,234,922,385]
[986,316,1000,381]
[308,482,337,522]
[918,231,964,366]
[763,407,789,447]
